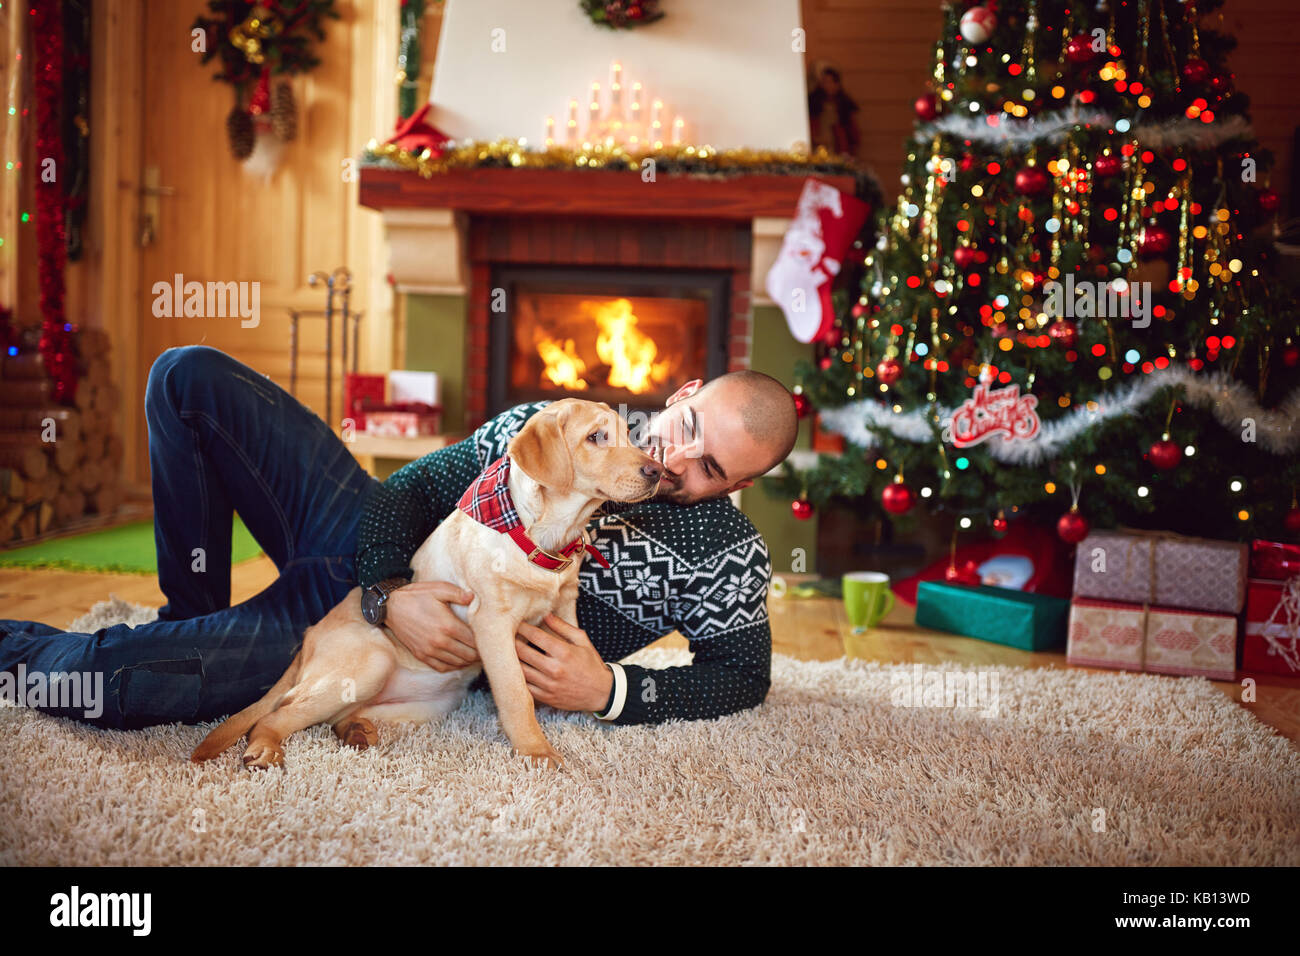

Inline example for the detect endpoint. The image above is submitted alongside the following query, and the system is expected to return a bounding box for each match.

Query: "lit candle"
[609,61,622,99]
[589,82,601,134]
[545,116,555,147]
[630,82,642,124]
[672,116,685,145]
[650,99,663,126]
[566,98,579,144]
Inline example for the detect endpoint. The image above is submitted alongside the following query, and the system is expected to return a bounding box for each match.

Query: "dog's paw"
[518,748,565,771]
[335,717,378,751]
[241,742,285,771]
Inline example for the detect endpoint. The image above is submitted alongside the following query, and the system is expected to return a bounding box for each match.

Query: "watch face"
[361,588,381,625]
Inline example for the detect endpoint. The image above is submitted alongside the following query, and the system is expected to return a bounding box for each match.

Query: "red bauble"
[881,481,917,516]
[1057,508,1090,544]
[1258,188,1281,213]
[1065,33,1097,65]
[944,559,982,586]
[915,92,939,121]
[1015,165,1051,196]
[1284,507,1300,535]
[1282,343,1300,368]
[1093,153,1123,178]
[1182,57,1210,85]
[953,245,980,271]
[1209,72,1233,95]
[792,392,812,419]
[959,152,976,172]
[1138,224,1173,258]
[876,357,903,385]
[819,356,833,370]
[1048,319,1078,348]
[1148,438,1182,470]
[991,514,1009,535]
[851,302,868,318]
[791,498,814,521]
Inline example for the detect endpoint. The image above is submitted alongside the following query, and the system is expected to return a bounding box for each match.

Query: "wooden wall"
[800,0,1300,212]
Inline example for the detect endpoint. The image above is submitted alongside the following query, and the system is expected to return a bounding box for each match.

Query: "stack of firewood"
[0,327,124,543]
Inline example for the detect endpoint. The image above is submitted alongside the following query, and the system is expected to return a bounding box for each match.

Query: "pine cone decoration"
[227,106,254,160]
[270,81,298,142]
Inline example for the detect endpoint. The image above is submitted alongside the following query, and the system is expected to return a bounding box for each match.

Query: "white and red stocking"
[765,178,871,343]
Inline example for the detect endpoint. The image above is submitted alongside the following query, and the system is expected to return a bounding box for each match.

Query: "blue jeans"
[0,345,380,729]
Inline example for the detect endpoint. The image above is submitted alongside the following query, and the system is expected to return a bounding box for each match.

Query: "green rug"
[0,515,263,574]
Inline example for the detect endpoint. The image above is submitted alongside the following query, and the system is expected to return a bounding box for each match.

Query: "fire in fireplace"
[490,267,729,415]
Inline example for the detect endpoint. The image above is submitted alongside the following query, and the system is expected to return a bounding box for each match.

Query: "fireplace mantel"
[359,166,855,298]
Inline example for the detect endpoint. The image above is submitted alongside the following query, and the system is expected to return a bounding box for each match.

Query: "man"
[0,345,797,730]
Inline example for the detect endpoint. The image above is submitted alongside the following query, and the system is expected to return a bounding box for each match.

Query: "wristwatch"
[361,576,409,626]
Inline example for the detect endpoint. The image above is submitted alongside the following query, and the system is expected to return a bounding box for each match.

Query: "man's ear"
[665,379,703,407]
[726,478,755,494]
[508,406,575,490]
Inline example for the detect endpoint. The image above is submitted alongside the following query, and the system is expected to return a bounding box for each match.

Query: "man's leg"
[0,555,357,730]
[145,345,377,620]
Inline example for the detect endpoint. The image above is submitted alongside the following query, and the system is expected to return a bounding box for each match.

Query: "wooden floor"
[2,557,1297,746]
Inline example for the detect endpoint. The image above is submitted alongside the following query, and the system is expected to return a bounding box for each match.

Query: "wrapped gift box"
[1250,539,1300,581]
[1240,577,1300,677]
[1071,530,1248,614]
[364,404,442,438]
[1067,598,1147,672]
[344,373,386,430]
[914,581,1069,651]
[1142,605,1237,681]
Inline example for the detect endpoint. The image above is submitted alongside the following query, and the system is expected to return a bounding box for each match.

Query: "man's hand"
[384,581,478,672]
[516,614,614,713]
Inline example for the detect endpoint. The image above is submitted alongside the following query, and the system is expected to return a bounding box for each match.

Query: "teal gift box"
[914,581,1069,651]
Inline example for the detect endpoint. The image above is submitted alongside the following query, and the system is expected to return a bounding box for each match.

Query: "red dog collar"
[458,456,611,573]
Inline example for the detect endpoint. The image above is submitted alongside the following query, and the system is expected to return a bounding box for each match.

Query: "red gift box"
[364,402,442,438]
[1250,539,1300,581]
[344,373,386,430]
[1241,576,1300,676]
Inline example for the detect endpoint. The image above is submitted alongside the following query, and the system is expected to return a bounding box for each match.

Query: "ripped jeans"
[0,345,380,729]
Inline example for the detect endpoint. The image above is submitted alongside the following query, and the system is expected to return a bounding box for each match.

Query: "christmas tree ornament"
[766,179,872,344]
[1138,224,1173,258]
[1093,153,1123,179]
[270,81,298,141]
[1181,57,1210,85]
[793,391,812,419]
[959,6,997,44]
[1047,319,1078,348]
[991,510,1009,535]
[1258,188,1281,213]
[881,478,918,515]
[1284,504,1300,535]
[1015,165,1051,196]
[791,495,814,521]
[914,92,939,121]
[1148,436,1182,470]
[1065,33,1097,65]
[1281,341,1300,368]
[876,357,903,385]
[944,559,982,585]
[1057,506,1090,543]
[953,245,980,271]
[227,105,255,159]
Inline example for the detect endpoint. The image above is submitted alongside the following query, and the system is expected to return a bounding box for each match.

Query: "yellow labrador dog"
[191,399,661,770]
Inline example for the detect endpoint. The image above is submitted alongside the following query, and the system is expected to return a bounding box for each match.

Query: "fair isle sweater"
[354,401,773,726]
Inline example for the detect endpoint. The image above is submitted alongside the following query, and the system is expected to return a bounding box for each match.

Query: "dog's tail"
[190,650,303,762]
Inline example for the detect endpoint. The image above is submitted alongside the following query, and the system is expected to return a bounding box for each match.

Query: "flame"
[590,298,671,394]
[536,335,589,390]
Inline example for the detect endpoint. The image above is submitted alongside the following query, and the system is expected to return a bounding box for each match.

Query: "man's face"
[642,380,768,505]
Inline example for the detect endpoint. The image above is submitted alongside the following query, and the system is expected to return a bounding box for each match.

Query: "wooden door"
[127,0,394,483]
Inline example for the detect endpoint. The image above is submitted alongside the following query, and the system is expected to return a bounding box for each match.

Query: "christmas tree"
[781,0,1300,544]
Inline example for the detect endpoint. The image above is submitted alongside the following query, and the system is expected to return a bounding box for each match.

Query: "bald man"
[1,347,797,730]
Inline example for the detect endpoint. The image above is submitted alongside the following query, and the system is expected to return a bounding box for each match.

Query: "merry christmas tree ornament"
[1284,505,1300,535]
[1048,319,1078,348]
[881,479,918,516]
[1149,436,1182,470]
[1258,188,1281,213]
[991,510,1009,535]
[1093,153,1123,178]
[915,92,939,121]
[960,6,997,44]
[791,495,814,521]
[793,391,812,419]
[1182,57,1210,85]
[1057,507,1090,543]
[1015,165,1051,196]
[1138,224,1174,258]
[876,357,903,385]
[1065,33,1097,65]
[766,179,872,344]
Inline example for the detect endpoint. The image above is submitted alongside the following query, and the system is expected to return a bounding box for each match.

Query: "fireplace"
[489,266,729,415]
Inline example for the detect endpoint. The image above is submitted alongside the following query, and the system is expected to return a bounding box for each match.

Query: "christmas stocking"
[765,179,871,343]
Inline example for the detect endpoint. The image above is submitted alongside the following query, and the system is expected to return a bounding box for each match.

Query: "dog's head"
[507,399,661,503]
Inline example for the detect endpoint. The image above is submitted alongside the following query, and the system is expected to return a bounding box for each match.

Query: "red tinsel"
[31,0,78,404]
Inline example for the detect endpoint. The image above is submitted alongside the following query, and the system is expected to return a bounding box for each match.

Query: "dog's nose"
[641,461,663,480]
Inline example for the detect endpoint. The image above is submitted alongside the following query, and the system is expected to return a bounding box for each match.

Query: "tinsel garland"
[31,0,77,404]
[817,364,1300,465]
[362,138,874,192]
[914,108,1252,151]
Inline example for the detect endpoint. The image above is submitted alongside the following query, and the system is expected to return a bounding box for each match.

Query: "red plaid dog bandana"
[458,455,610,572]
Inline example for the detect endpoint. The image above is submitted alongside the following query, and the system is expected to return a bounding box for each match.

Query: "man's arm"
[595,538,773,725]
[354,402,550,588]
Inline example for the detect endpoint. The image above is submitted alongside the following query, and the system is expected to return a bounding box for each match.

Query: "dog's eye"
[587,430,606,445]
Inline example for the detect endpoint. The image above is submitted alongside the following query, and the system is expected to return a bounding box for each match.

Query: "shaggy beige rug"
[1,597,1297,866]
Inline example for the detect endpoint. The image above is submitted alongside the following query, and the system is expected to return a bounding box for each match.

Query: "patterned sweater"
[355,402,773,726]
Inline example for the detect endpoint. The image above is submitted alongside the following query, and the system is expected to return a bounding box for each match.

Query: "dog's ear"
[508,404,575,490]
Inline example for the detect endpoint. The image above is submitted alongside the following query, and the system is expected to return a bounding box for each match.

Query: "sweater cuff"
[593,662,627,721]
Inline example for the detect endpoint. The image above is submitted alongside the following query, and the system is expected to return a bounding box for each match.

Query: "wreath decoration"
[580,0,664,30]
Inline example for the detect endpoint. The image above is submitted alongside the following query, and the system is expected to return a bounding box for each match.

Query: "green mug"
[842,571,894,632]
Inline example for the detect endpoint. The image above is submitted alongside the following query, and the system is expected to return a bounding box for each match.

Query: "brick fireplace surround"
[359,166,856,429]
